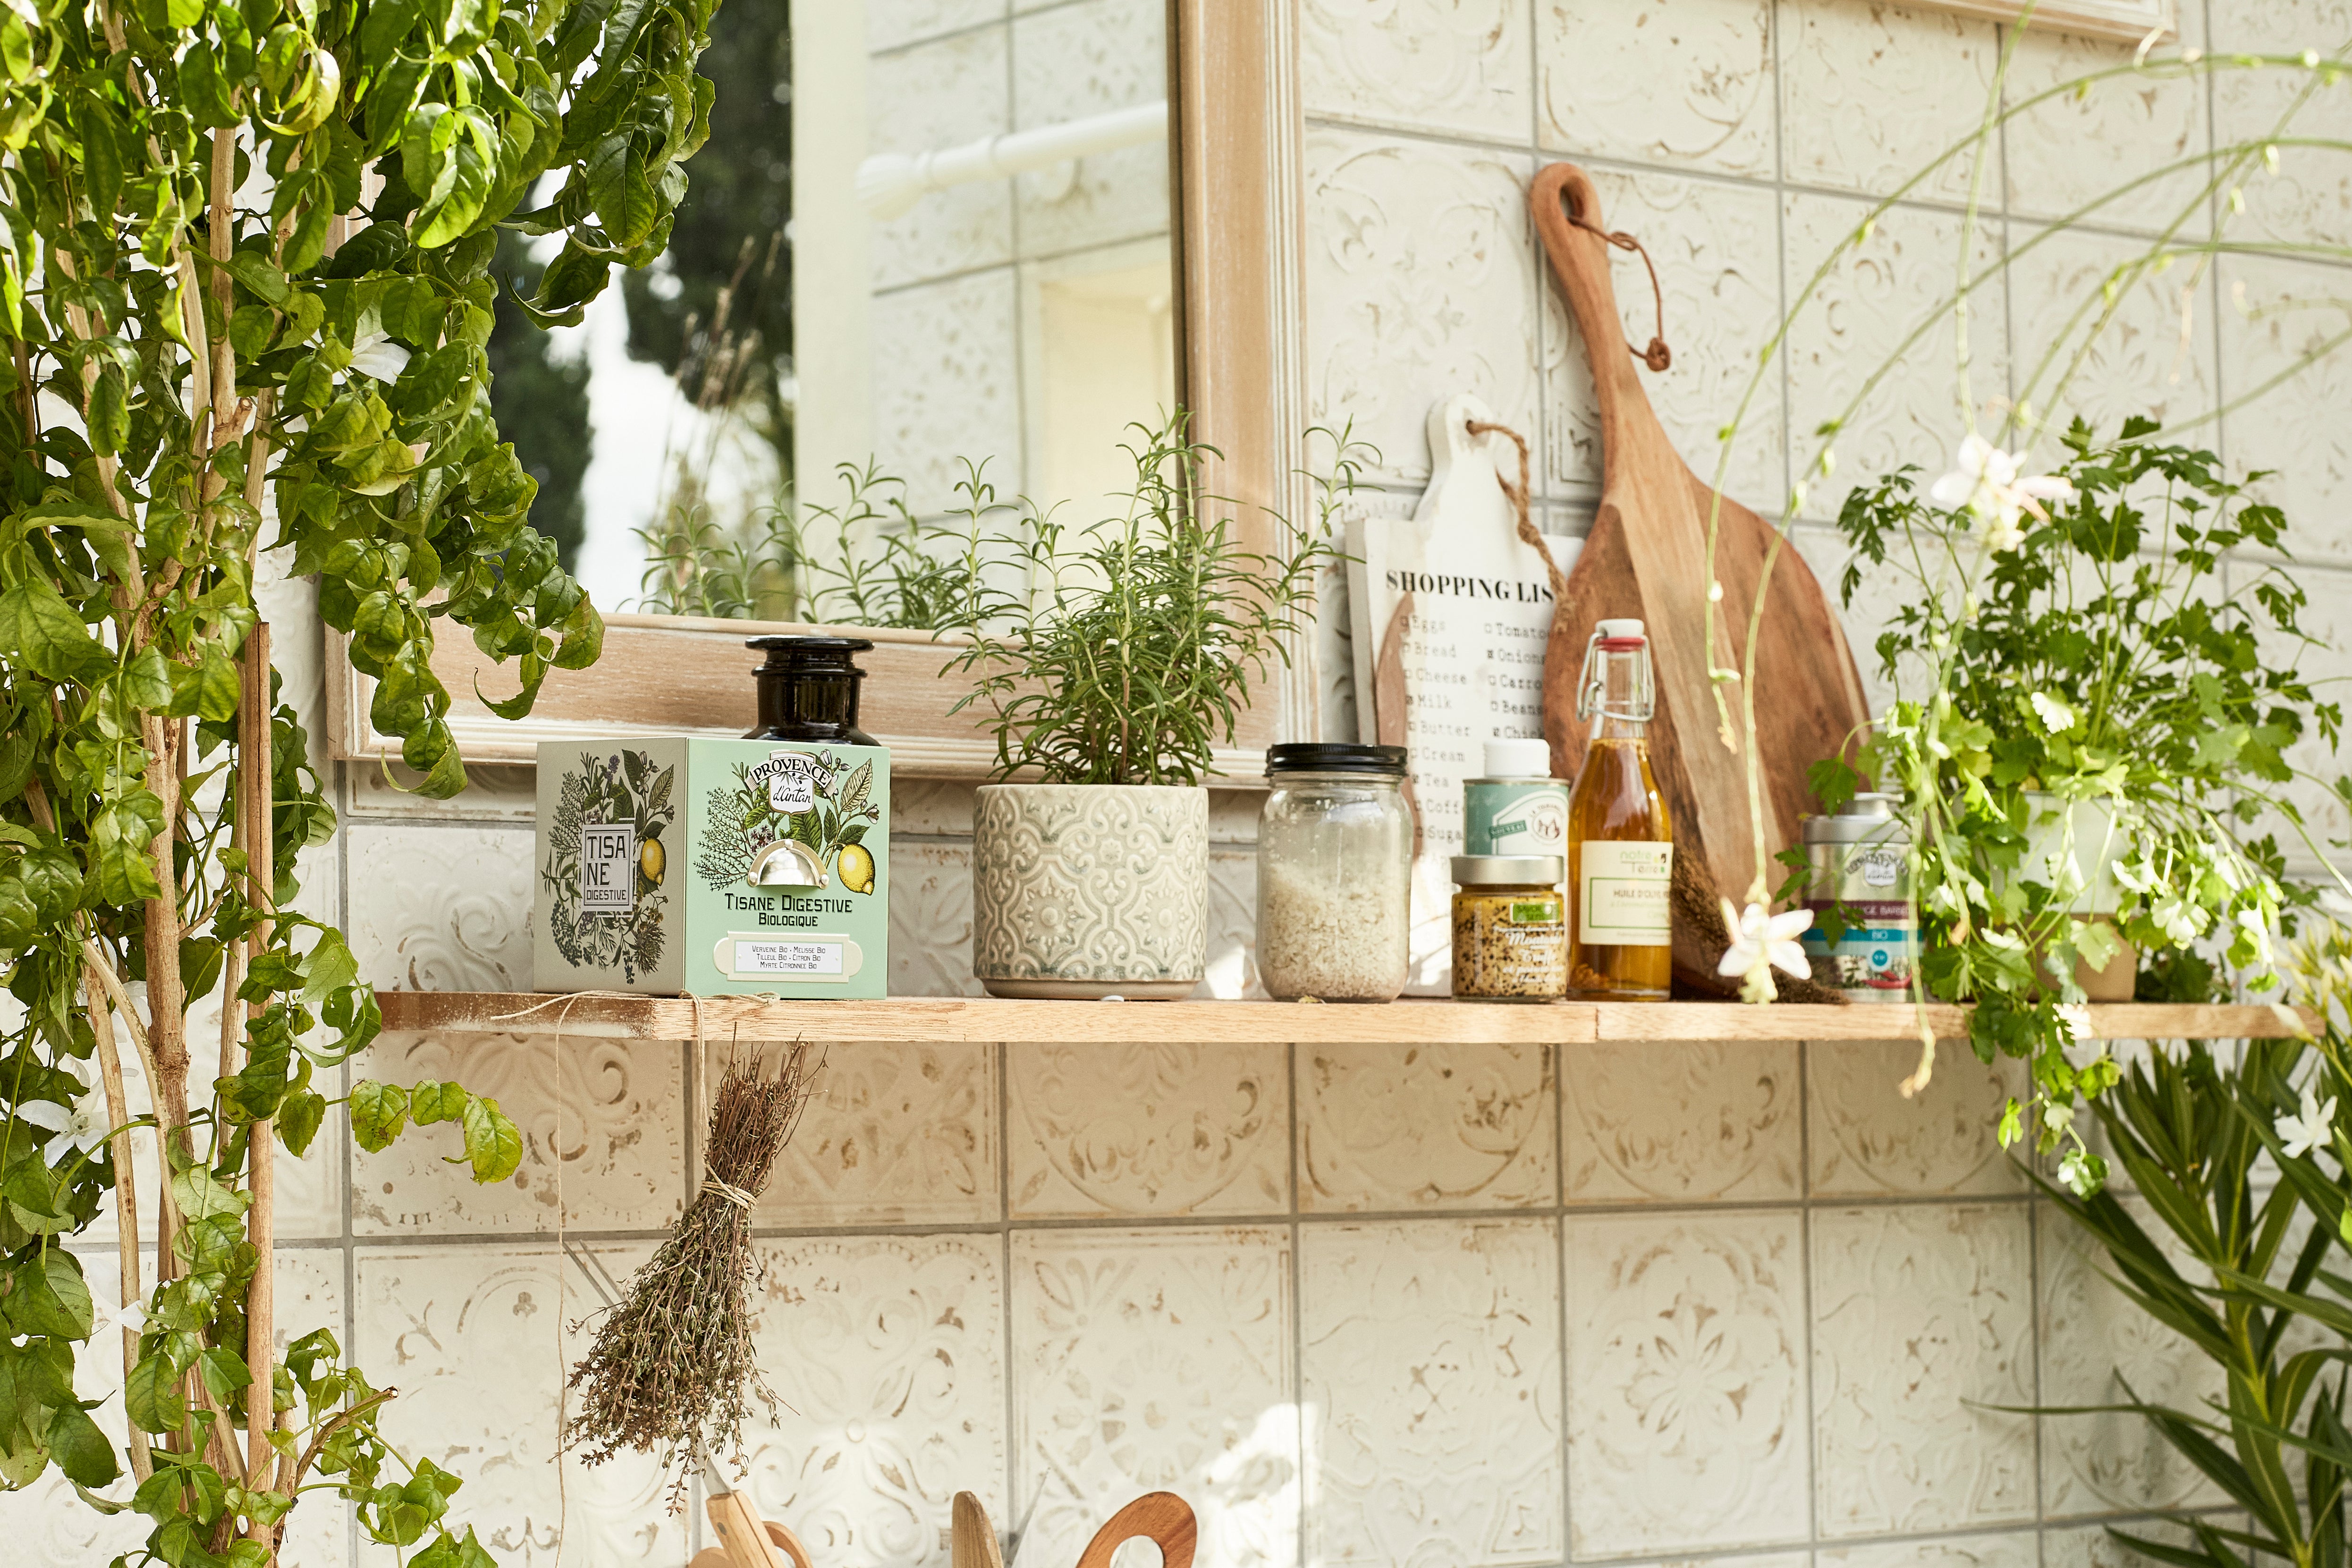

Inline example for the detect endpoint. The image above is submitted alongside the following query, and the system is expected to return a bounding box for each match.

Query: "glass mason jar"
[1256,743,1412,1002]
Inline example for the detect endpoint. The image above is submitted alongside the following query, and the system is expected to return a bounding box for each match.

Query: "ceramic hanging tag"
[1346,393,1578,994]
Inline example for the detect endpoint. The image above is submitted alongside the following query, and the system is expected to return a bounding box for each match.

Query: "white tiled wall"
[19,2,2352,1566]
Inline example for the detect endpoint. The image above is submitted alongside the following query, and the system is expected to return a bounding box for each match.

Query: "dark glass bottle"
[745,636,878,745]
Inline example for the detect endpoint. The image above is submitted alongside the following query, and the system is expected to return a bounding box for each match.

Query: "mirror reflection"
[488,0,1178,623]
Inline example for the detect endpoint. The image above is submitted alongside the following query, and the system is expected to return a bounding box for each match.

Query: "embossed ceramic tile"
[344,760,540,823]
[354,1242,681,1568]
[1604,1557,1808,1568]
[1201,846,1264,1001]
[1008,1041,1287,1217]
[2040,1191,2227,1518]
[891,782,977,837]
[870,270,1025,518]
[871,0,1003,53]
[2043,1514,2238,1568]
[2209,0,2352,252]
[1010,1227,1296,1568]
[1304,127,1540,492]
[1300,1220,1560,1567]
[1808,1037,2029,1197]
[1779,0,1998,202]
[2003,12,2210,236]
[739,1235,1007,1568]
[1538,0,1774,178]
[1563,1209,1809,1556]
[352,1030,685,1235]
[2005,222,2218,445]
[1816,1534,2039,1568]
[889,841,985,997]
[1539,167,1785,506]
[346,824,534,992]
[1811,1202,2037,1538]
[764,1041,999,1225]
[1783,193,2008,523]
[2215,255,2352,568]
[867,27,1014,291]
[1010,0,1168,259]
[1209,789,1263,845]
[1304,0,1531,143]
[1299,1041,1554,1211]
[1561,1040,1802,1204]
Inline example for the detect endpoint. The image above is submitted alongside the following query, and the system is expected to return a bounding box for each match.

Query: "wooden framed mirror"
[326,0,1303,779]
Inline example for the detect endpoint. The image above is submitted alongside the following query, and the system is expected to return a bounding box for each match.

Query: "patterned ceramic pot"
[972,783,1208,999]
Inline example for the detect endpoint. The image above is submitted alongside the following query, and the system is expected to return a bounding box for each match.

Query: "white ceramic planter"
[972,783,1209,999]
[2022,790,2136,1001]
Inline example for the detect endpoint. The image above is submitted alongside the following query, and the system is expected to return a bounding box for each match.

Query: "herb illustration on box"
[542,750,678,979]
[697,750,880,895]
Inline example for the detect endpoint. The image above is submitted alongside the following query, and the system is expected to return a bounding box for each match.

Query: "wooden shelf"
[374,992,2314,1045]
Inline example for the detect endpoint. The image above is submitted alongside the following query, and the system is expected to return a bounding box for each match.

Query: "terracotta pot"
[971,783,1208,999]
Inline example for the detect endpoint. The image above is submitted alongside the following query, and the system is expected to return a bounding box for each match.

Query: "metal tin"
[1464,738,1570,859]
[1800,792,1916,1003]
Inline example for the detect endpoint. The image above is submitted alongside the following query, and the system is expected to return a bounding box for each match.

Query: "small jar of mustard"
[1450,855,1568,1002]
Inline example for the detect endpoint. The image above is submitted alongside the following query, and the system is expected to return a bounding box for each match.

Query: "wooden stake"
[239,623,277,1507]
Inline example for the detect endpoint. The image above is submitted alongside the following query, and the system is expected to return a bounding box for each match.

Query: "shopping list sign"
[1347,395,1577,994]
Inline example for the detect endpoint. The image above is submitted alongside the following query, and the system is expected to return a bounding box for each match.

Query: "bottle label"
[1580,841,1672,946]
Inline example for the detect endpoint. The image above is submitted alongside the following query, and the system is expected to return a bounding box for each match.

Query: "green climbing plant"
[0,0,716,1558]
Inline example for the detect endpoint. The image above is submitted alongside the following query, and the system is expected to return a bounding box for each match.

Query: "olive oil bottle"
[1566,618,1673,999]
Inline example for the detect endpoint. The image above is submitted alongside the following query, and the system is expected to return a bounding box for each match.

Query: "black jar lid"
[1266,742,1407,776]
[748,635,875,664]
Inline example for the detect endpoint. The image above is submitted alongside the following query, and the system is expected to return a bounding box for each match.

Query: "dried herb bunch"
[564,1043,819,1492]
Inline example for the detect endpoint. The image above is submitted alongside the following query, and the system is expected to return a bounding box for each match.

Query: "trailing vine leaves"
[0,0,714,1557]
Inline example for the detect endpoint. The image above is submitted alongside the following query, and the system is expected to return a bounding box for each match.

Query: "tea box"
[533,736,890,997]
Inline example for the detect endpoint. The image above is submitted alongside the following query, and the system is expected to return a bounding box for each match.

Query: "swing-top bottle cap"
[1596,618,1646,643]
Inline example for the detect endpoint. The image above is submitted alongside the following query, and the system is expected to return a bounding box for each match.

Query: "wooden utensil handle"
[1530,163,1654,443]
[706,1492,787,1568]
[1074,1492,1196,1568]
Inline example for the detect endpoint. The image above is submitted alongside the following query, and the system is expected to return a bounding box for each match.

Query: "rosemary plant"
[948,413,1358,786]
[800,457,998,633]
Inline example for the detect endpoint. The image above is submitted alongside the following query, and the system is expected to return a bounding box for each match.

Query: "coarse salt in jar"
[1256,744,1412,1002]
[1451,855,1568,1002]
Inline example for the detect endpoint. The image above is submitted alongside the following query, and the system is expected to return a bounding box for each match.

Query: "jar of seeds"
[1450,856,1568,1001]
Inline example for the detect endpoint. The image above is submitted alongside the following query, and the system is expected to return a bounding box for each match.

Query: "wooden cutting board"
[1530,161,1872,994]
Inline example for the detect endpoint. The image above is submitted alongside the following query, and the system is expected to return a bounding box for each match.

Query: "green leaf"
[195,1347,250,1406]
[584,131,659,246]
[276,1090,327,1156]
[169,1164,250,1226]
[409,1079,465,1126]
[45,1402,118,1487]
[76,94,124,220]
[349,1081,409,1151]
[124,1354,188,1434]
[223,252,289,306]
[460,1095,522,1183]
[0,579,114,685]
[4,1251,93,1338]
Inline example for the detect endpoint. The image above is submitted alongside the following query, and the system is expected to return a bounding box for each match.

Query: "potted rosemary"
[951,416,1342,998]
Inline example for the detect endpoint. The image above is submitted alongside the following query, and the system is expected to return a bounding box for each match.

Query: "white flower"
[18,1090,109,1165]
[346,329,411,383]
[2278,1082,2338,1158]
[94,1298,148,1338]
[1929,432,2077,548]
[1718,899,1814,989]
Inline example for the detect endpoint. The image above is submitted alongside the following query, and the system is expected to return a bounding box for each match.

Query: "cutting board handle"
[1530,163,1662,453]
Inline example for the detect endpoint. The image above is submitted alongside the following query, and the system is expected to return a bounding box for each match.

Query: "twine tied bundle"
[562,1041,819,1500]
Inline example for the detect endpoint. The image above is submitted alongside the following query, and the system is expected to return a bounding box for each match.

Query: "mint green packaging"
[533,737,889,996]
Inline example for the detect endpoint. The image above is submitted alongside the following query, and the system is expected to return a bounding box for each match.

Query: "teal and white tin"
[1800,792,1914,1003]
[1463,737,1568,860]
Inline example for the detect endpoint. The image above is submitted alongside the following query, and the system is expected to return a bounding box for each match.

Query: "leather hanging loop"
[1565,211,1673,373]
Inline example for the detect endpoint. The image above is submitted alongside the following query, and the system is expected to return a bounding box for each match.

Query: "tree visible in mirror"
[1812,420,2338,1191]
[0,0,714,1556]
[949,414,1362,786]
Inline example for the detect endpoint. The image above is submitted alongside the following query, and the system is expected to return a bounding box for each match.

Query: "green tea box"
[533,737,890,997]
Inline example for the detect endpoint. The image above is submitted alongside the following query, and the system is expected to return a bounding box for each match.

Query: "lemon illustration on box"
[534,738,889,996]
